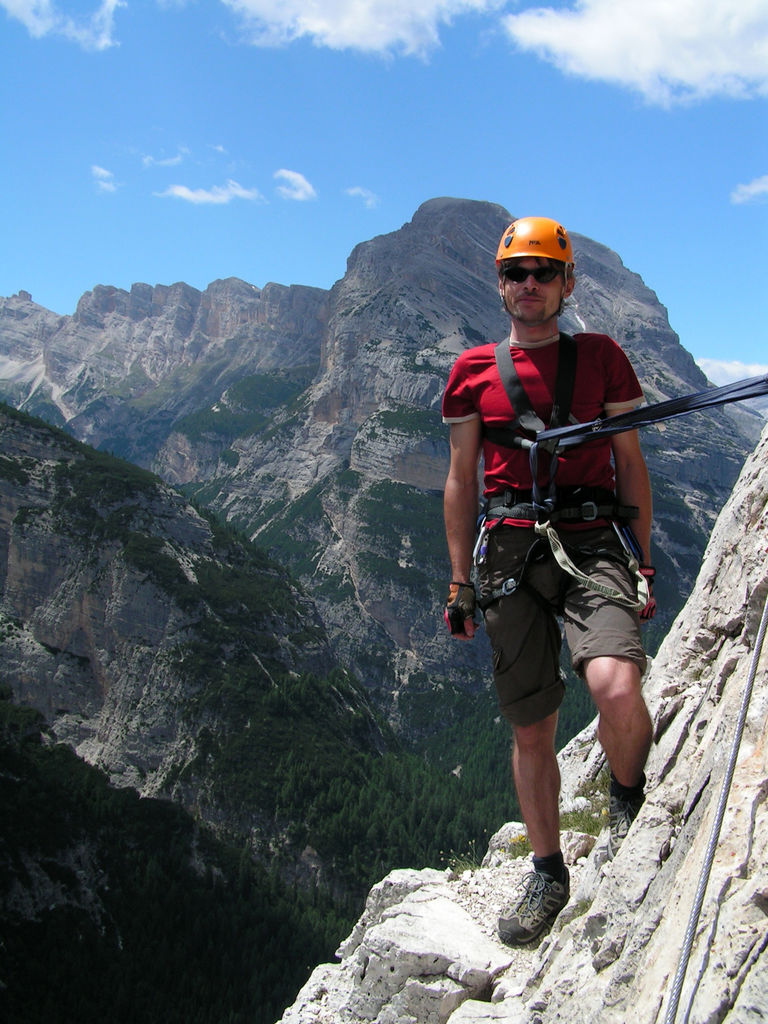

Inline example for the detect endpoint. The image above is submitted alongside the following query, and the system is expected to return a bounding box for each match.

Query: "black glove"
[639,565,656,621]
[444,582,477,635]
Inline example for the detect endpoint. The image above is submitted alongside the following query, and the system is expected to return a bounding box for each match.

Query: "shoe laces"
[516,871,554,916]
[610,793,644,836]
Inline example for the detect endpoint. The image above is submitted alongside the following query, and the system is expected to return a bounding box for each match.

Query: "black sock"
[610,770,646,800]
[532,851,567,884]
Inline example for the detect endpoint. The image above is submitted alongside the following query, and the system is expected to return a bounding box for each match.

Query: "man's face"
[498,257,573,328]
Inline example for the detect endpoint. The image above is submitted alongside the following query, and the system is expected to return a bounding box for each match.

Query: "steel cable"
[661,582,768,1024]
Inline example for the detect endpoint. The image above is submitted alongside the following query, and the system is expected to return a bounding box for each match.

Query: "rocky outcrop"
[278,416,768,1023]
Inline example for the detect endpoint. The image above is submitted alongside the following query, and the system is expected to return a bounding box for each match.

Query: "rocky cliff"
[0,404,395,873]
[2,198,763,733]
[278,415,768,1023]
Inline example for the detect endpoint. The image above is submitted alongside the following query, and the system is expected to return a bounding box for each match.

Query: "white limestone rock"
[280,868,515,1024]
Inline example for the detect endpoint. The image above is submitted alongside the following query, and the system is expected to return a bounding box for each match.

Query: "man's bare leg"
[584,655,652,786]
[499,710,570,945]
[512,711,561,857]
[585,655,651,855]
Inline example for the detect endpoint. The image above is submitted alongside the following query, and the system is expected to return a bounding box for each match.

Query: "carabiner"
[473,521,490,566]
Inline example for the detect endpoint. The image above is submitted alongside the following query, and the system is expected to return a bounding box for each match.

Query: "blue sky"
[1,0,767,382]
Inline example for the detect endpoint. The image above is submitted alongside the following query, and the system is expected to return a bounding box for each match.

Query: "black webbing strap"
[550,333,578,436]
[482,332,578,450]
[535,373,768,452]
[484,497,638,524]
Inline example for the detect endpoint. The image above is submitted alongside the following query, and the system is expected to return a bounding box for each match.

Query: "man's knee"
[513,712,558,752]
[584,655,643,708]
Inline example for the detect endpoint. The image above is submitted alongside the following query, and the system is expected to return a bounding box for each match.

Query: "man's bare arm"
[443,419,482,638]
[612,428,652,564]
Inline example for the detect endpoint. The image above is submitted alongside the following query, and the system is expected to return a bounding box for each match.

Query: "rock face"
[278,415,768,1023]
[0,406,384,837]
[1,198,764,730]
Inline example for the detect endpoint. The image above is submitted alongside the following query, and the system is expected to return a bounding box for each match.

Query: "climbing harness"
[477,333,650,610]
[535,517,648,611]
[475,512,648,614]
[484,332,578,445]
[482,332,578,518]
[476,368,768,614]
[660,584,768,1024]
[614,523,656,619]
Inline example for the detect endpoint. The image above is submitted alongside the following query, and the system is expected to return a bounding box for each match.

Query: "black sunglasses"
[501,263,562,284]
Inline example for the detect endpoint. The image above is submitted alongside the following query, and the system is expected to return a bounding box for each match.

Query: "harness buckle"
[581,501,598,522]
[501,577,518,596]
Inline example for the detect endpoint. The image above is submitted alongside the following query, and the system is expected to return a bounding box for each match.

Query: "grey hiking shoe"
[497,868,570,945]
[607,790,645,859]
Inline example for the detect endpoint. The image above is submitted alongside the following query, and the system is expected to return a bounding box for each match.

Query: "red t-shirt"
[442,333,643,497]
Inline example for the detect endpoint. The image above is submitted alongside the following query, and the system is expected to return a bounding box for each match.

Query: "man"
[442,216,655,945]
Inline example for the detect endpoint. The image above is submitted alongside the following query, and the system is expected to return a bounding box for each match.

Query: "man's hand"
[639,565,656,621]
[444,582,477,638]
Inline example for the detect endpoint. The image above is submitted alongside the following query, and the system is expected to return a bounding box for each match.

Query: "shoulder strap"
[549,332,577,430]
[493,338,545,433]
[484,333,577,448]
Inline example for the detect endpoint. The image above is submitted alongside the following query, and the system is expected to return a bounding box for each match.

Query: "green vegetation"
[562,767,610,835]
[179,668,522,892]
[409,684,517,851]
[172,370,311,444]
[0,676,523,1023]
[359,479,446,567]
[252,477,329,578]
[52,443,161,509]
[360,405,444,443]
[39,441,320,676]
[446,837,488,872]
[0,454,30,485]
[0,690,349,1024]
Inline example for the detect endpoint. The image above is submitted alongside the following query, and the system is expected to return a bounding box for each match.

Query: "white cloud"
[696,358,768,385]
[696,357,768,419]
[731,174,768,204]
[274,169,317,201]
[155,179,264,204]
[346,186,380,209]
[223,0,498,56]
[91,164,118,192]
[142,147,190,169]
[502,0,768,105]
[1,0,124,50]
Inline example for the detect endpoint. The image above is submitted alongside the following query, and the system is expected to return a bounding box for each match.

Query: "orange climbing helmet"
[496,217,573,267]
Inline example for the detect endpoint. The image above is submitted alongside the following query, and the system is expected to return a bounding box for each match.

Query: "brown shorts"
[477,524,646,728]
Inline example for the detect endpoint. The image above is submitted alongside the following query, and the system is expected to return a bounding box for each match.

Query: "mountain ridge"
[1,196,764,727]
